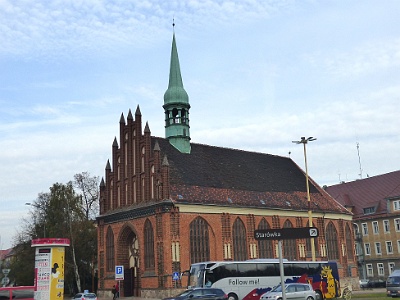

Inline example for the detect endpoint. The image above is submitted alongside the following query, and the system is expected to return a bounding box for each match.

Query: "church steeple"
[163,29,191,154]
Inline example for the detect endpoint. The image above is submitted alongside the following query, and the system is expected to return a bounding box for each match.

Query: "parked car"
[369,279,386,288]
[260,283,316,300]
[72,292,98,300]
[359,279,370,289]
[162,288,228,300]
[387,269,400,297]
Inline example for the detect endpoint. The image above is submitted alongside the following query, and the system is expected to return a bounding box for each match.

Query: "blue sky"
[1,0,400,249]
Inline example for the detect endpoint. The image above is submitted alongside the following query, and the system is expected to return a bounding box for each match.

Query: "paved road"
[97,288,386,300]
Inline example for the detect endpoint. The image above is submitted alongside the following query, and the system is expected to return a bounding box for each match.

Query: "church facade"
[96,32,357,298]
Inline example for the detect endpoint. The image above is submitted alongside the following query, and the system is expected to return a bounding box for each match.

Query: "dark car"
[369,279,386,288]
[162,288,228,300]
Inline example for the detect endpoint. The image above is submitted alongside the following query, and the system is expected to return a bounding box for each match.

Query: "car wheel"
[228,293,238,300]
[315,290,323,300]
[307,297,314,300]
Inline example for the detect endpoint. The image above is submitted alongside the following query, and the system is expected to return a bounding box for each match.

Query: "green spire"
[164,33,189,105]
[163,31,191,154]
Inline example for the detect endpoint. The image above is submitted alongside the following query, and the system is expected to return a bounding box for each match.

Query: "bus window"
[284,263,293,276]
[292,263,308,276]
[213,263,239,281]
[257,263,279,276]
[308,263,321,275]
[238,263,258,277]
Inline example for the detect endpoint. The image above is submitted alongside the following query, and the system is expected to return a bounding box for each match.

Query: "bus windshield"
[188,263,206,288]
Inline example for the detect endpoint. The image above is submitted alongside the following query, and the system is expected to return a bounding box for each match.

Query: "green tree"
[10,173,99,295]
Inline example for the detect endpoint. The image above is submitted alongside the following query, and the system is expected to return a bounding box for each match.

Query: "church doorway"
[118,225,140,297]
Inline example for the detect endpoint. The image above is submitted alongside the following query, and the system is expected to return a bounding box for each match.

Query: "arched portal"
[118,224,140,297]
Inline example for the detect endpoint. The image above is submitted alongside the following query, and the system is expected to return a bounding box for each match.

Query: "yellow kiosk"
[31,238,70,300]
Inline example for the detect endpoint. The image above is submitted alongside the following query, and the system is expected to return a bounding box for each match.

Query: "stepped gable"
[153,137,350,215]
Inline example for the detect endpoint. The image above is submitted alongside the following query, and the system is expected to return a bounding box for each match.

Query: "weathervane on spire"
[172,17,175,32]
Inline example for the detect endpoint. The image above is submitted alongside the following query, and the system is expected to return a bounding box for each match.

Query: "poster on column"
[50,247,65,299]
[35,247,51,300]
[33,240,68,300]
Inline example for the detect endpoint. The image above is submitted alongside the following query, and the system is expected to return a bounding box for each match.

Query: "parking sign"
[115,265,124,280]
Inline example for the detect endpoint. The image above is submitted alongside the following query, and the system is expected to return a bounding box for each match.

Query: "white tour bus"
[186,259,340,300]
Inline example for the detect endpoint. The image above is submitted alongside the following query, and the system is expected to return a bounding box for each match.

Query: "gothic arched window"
[106,226,115,272]
[258,219,273,258]
[233,218,247,261]
[190,217,210,264]
[326,222,339,260]
[345,223,354,260]
[283,220,297,260]
[144,219,155,270]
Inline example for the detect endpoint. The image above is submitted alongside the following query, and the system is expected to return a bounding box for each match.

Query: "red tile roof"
[154,137,351,215]
[325,170,400,219]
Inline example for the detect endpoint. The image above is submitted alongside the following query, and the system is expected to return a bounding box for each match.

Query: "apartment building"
[326,170,400,282]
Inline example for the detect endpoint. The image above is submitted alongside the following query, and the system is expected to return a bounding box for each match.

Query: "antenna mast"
[357,142,363,179]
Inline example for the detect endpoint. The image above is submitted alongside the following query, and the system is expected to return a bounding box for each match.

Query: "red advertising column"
[31,238,70,300]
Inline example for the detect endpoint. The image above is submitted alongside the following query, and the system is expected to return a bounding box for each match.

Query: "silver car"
[260,283,316,300]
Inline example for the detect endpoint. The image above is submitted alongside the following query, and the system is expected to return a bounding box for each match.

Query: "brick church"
[96,31,357,298]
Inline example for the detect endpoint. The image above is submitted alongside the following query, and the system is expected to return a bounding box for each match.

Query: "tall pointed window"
[258,219,273,258]
[106,226,115,272]
[283,220,297,260]
[233,218,247,261]
[190,217,210,264]
[144,219,155,270]
[345,223,354,260]
[326,222,339,260]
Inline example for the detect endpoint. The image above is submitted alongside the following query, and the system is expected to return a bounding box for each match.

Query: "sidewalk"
[353,287,386,294]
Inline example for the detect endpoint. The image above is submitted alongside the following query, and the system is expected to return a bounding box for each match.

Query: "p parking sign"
[115,265,124,280]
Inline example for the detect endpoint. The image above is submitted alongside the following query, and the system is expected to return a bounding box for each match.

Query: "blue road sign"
[172,272,180,280]
[115,265,124,280]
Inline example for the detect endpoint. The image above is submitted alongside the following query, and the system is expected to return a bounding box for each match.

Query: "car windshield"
[84,293,97,298]
[388,277,400,284]
[177,290,194,297]
[271,285,283,292]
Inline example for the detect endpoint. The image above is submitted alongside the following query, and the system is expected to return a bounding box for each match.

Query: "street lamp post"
[25,202,46,238]
[292,137,317,261]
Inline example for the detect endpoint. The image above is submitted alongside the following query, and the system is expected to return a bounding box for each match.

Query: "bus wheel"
[315,290,323,300]
[228,293,238,300]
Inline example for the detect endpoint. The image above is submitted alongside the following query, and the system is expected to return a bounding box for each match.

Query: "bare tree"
[73,172,100,220]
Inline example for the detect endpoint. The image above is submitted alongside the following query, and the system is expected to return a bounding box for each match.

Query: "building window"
[377,263,385,276]
[386,241,394,254]
[106,227,115,272]
[389,262,396,275]
[345,224,354,259]
[395,219,400,231]
[190,217,210,264]
[283,220,297,260]
[397,240,400,253]
[394,200,400,211]
[375,242,382,255]
[384,220,390,233]
[365,243,371,255]
[233,218,248,261]
[362,223,368,235]
[363,207,376,214]
[144,219,155,269]
[372,221,379,234]
[326,222,339,260]
[366,264,373,277]
[258,219,273,258]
